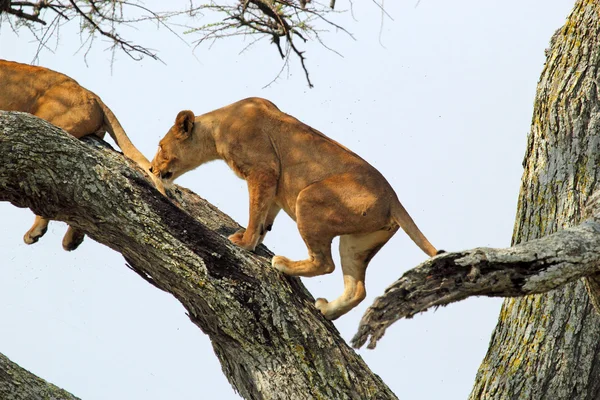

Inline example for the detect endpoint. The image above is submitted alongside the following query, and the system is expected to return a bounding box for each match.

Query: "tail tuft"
[436,249,446,255]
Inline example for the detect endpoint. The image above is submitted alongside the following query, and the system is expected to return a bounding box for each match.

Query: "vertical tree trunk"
[470,2,600,398]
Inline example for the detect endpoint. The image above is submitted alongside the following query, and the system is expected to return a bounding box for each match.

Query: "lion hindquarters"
[315,229,397,320]
[273,174,398,319]
[33,84,104,139]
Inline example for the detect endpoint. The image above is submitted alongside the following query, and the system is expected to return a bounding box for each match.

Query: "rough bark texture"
[469,2,600,398]
[0,352,80,400]
[0,112,396,400]
[352,209,600,349]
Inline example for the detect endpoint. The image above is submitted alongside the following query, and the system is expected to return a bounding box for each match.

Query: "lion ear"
[174,110,195,139]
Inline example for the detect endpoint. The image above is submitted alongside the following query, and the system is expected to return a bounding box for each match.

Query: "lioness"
[0,59,165,251]
[150,97,441,320]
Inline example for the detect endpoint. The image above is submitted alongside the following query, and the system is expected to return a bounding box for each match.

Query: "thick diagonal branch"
[0,111,396,400]
[352,206,600,349]
[0,352,80,400]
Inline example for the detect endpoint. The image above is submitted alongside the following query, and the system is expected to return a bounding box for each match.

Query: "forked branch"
[0,0,163,61]
[1,0,355,87]
[352,191,600,349]
[185,0,353,87]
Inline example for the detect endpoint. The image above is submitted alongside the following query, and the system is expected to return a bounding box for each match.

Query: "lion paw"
[23,233,38,245]
[228,228,245,242]
[23,227,47,245]
[62,229,85,252]
[315,298,334,319]
[315,298,341,320]
[228,229,255,251]
[272,255,291,273]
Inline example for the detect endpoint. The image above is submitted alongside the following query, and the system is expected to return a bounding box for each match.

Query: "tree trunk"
[0,112,396,400]
[470,1,600,398]
[0,352,79,400]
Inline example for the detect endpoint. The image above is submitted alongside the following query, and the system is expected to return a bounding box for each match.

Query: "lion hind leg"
[272,182,339,276]
[316,228,398,320]
[62,226,85,251]
[272,236,335,277]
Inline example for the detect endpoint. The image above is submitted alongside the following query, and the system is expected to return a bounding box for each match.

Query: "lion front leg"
[257,204,281,246]
[23,215,50,245]
[228,170,277,251]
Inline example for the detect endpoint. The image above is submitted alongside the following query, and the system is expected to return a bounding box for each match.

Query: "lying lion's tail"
[96,97,151,170]
[96,97,166,195]
[392,200,440,257]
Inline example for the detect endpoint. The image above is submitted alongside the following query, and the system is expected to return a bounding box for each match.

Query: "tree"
[0,0,351,87]
[2,1,597,399]
[353,1,600,398]
[468,3,600,396]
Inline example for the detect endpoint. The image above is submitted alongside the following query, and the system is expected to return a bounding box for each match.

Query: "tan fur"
[151,97,441,319]
[0,59,165,251]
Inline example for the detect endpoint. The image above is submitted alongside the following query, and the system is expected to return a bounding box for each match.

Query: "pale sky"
[0,1,574,399]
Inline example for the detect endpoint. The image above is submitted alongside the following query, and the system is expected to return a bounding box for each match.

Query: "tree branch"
[0,111,396,399]
[186,0,352,88]
[67,0,158,61]
[2,0,354,87]
[0,352,80,400]
[1,0,161,61]
[4,5,46,24]
[352,192,600,349]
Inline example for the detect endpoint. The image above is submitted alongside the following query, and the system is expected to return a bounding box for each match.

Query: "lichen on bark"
[0,352,80,400]
[469,1,600,398]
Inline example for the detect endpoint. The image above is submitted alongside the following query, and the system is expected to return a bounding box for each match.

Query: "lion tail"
[96,97,151,171]
[391,200,441,257]
[96,97,166,195]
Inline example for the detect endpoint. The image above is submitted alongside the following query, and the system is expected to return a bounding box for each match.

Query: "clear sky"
[0,1,574,399]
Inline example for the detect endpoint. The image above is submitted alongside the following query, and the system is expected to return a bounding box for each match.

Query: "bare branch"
[186,0,351,87]
[1,0,167,62]
[67,0,159,61]
[2,0,359,87]
[352,191,600,349]
[4,3,46,24]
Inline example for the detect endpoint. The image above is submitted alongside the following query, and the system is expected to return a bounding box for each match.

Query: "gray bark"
[469,1,600,398]
[0,111,396,400]
[0,352,80,400]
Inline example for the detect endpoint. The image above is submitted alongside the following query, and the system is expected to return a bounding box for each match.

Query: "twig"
[4,6,46,24]
[67,0,158,60]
